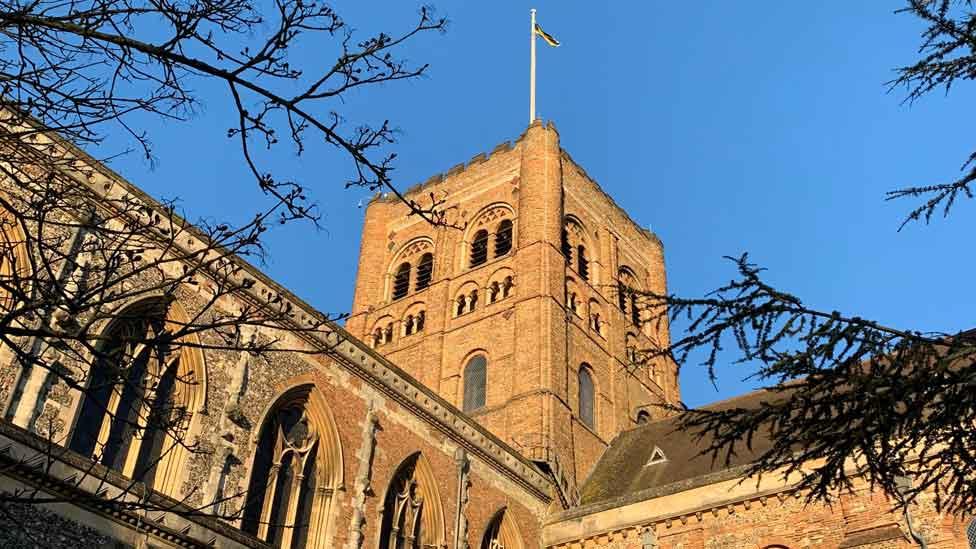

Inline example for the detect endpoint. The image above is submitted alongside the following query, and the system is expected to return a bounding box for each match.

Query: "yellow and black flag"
[534,23,560,47]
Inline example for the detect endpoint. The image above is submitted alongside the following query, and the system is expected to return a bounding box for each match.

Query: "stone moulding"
[346,405,379,549]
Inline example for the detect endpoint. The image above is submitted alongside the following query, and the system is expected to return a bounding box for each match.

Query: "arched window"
[578,366,595,429]
[242,385,342,549]
[618,267,642,326]
[968,518,976,549]
[470,230,489,267]
[69,299,203,497]
[403,309,426,336]
[567,292,579,315]
[577,245,589,280]
[625,333,638,363]
[636,410,651,424]
[481,508,525,549]
[415,253,434,291]
[463,355,487,412]
[561,229,572,263]
[494,220,513,257]
[379,453,446,549]
[589,300,604,337]
[0,207,29,312]
[565,279,580,316]
[502,276,514,299]
[393,262,411,300]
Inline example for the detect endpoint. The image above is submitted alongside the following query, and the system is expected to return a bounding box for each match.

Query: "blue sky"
[104,2,976,408]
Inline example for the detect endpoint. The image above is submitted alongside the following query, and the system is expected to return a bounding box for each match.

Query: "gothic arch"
[68,296,207,498]
[480,507,525,549]
[377,452,447,549]
[242,382,344,548]
[0,203,31,311]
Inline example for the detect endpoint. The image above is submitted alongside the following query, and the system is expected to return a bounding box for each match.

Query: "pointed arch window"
[494,220,513,257]
[481,508,525,549]
[393,262,411,300]
[470,230,489,267]
[578,365,595,429]
[242,386,342,549]
[463,355,487,412]
[415,253,434,291]
[0,207,29,312]
[379,453,445,549]
[69,299,202,497]
[636,410,651,424]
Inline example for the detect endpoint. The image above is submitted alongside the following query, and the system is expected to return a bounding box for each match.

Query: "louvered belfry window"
[463,356,487,412]
[415,253,434,291]
[578,366,595,429]
[561,229,572,263]
[494,220,513,257]
[577,245,589,280]
[393,262,411,300]
[470,230,489,267]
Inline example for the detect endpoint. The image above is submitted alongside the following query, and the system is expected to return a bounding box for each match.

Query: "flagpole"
[529,8,536,124]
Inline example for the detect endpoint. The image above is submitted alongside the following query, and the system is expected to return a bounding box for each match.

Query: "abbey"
[0,120,970,548]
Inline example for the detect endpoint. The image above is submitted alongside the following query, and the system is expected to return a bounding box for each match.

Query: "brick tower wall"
[345,121,677,493]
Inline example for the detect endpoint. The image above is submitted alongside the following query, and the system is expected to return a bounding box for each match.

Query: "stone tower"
[346,121,678,500]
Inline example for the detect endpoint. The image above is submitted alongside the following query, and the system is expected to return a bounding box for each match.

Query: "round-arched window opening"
[463,355,487,412]
[578,365,595,429]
